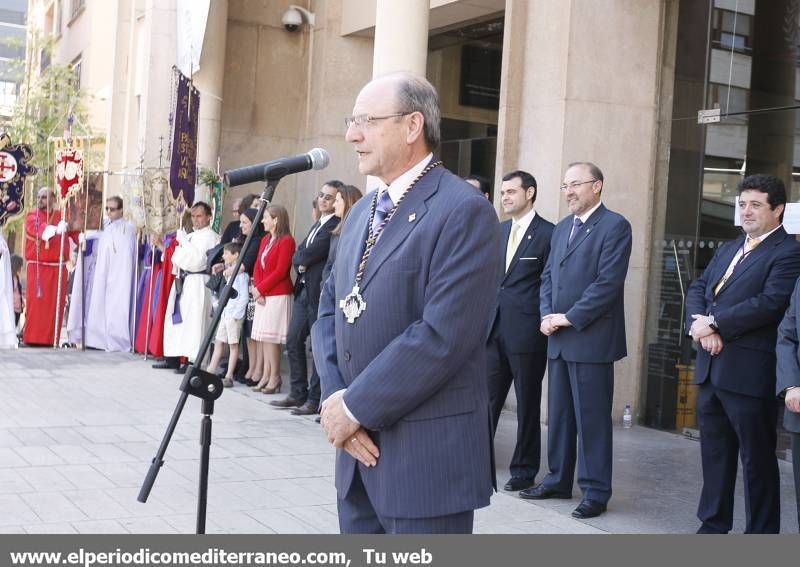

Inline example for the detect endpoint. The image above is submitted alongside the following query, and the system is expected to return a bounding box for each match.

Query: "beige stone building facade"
[23,0,800,437]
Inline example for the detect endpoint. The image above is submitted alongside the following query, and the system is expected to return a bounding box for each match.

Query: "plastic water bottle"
[622,404,633,429]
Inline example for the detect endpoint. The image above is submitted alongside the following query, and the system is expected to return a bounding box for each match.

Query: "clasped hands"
[785,388,800,414]
[251,286,266,305]
[540,313,572,336]
[689,314,724,356]
[320,391,379,467]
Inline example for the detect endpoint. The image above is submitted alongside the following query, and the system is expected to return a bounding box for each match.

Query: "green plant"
[198,167,221,187]
[4,32,102,187]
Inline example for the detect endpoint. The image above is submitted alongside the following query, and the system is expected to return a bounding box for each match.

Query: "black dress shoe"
[291,403,319,416]
[152,359,179,370]
[696,524,726,534]
[571,499,606,519]
[519,484,572,500]
[270,397,304,408]
[504,477,536,492]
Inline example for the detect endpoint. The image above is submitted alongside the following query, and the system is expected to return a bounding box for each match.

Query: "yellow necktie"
[506,223,520,271]
[714,237,760,295]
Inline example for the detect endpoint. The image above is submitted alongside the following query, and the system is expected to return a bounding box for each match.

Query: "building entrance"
[427,16,503,199]
[646,0,800,458]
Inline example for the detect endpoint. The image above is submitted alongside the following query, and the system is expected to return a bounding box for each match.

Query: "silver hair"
[384,72,441,150]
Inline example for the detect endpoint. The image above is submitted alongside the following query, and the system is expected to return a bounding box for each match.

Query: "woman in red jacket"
[251,204,296,393]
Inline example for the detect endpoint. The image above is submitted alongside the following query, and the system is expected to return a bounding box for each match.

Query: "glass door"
[645,0,800,457]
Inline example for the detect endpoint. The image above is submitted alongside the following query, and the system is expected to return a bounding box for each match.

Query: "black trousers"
[792,432,800,533]
[696,383,780,533]
[486,333,546,480]
[286,287,320,405]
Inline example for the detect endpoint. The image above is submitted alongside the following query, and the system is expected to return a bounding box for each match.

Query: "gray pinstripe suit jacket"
[311,165,500,519]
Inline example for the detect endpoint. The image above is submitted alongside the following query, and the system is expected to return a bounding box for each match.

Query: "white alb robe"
[85,218,138,351]
[0,232,17,349]
[163,226,219,361]
[66,234,99,345]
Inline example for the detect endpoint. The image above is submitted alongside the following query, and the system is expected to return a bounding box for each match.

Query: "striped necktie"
[714,237,761,295]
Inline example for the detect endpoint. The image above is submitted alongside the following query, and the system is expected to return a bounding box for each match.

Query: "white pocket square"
[519,257,538,260]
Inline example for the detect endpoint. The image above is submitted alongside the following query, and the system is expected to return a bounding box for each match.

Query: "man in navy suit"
[777,278,800,532]
[520,162,632,520]
[311,72,499,533]
[487,169,554,492]
[686,174,800,534]
[271,180,341,415]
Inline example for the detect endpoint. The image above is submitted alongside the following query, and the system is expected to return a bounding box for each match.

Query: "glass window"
[71,0,85,21]
[711,9,752,52]
[0,26,26,59]
[71,56,82,91]
[0,79,17,114]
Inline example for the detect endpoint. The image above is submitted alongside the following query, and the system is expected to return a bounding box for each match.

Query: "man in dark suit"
[487,169,554,492]
[520,162,631,520]
[311,72,499,533]
[686,174,800,534]
[777,278,800,532]
[271,181,341,415]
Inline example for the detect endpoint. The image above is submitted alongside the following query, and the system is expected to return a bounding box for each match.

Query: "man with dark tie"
[487,170,553,492]
[520,162,631,520]
[777,278,800,533]
[686,174,800,534]
[271,180,342,415]
[312,72,498,533]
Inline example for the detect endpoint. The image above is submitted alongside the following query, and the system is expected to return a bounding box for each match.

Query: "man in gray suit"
[520,162,632,520]
[777,278,800,531]
[311,72,499,534]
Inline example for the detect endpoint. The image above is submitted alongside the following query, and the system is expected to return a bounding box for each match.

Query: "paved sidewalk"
[0,348,796,534]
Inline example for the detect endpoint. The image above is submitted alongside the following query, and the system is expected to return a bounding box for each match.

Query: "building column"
[372,0,429,77]
[193,0,228,203]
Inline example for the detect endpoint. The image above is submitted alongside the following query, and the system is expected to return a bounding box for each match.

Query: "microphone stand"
[138,177,280,534]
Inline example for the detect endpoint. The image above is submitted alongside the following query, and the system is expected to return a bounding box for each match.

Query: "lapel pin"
[408,213,416,222]
[527,235,532,240]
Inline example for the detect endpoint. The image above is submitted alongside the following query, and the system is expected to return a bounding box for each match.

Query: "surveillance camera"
[282,8,302,32]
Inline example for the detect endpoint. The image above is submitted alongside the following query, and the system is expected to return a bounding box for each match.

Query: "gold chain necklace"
[339,160,442,324]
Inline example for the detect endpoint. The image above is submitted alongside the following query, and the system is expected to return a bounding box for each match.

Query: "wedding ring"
[351,437,357,444]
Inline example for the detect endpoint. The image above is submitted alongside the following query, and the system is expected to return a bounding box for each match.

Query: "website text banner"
[0,535,793,567]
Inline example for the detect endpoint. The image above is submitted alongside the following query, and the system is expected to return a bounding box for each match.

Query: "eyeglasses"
[317,192,336,202]
[559,180,597,192]
[344,112,411,129]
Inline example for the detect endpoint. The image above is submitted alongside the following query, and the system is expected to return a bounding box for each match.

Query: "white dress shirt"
[721,224,782,276]
[577,201,603,225]
[308,213,335,246]
[376,153,434,205]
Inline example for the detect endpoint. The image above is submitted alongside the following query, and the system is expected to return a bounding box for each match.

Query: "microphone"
[224,148,330,186]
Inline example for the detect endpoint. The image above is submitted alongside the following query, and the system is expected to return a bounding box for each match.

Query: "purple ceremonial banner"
[170,70,200,205]
[0,141,37,226]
